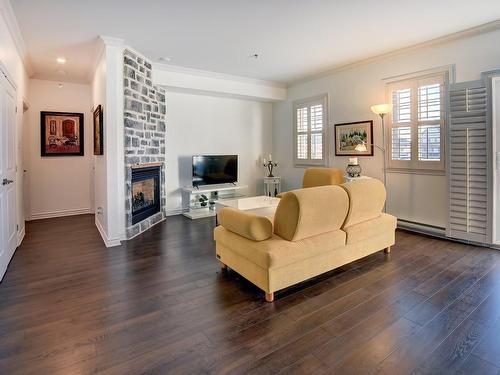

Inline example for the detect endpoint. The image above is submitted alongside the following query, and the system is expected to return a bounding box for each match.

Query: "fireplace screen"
[132,179,156,212]
[131,166,161,224]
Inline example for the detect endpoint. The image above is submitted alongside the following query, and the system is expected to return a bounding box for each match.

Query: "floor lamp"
[354,103,392,211]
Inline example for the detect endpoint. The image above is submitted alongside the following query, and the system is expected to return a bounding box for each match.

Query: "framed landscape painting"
[334,120,373,156]
[93,105,104,155]
[40,111,84,156]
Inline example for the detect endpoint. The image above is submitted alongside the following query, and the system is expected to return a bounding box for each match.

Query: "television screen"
[192,155,238,187]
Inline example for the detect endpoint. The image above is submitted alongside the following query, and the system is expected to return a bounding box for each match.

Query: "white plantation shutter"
[387,72,446,172]
[293,95,328,166]
[448,81,489,243]
[391,127,411,160]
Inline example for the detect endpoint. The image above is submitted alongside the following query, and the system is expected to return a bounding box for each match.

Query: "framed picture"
[40,111,84,156]
[93,105,104,155]
[334,120,374,156]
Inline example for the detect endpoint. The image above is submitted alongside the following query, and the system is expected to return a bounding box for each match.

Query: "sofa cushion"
[343,213,397,245]
[341,179,386,228]
[303,168,345,188]
[274,185,349,241]
[214,226,346,269]
[217,207,273,241]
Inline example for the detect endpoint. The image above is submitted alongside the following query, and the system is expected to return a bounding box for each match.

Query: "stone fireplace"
[123,49,166,239]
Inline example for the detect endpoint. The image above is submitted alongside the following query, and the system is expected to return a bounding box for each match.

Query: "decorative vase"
[346,164,362,178]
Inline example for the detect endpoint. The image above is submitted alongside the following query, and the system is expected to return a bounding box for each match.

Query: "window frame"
[293,94,329,167]
[385,69,449,174]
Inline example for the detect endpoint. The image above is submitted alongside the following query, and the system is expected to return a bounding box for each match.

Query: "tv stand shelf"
[181,183,248,220]
[182,183,247,194]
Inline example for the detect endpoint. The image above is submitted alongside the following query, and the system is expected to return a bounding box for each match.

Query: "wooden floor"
[1,215,500,374]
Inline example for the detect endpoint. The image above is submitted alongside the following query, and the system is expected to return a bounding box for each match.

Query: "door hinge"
[16,224,19,232]
[15,106,18,113]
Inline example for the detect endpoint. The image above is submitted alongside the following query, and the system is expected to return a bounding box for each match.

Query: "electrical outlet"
[497,152,500,170]
[97,207,103,215]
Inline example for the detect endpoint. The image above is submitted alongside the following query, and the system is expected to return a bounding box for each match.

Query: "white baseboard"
[95,216,122,248]
[17,224,25,247]
[29,208,94,221]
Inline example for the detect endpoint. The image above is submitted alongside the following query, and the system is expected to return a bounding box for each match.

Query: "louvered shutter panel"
[448,81,489,243]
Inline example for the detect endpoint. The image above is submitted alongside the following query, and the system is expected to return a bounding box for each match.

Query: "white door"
[0,70,17,281]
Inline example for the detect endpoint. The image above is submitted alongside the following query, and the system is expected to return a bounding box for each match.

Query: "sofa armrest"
[218,207,273,241]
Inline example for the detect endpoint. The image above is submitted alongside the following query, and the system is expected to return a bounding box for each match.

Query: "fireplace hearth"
[131,166,161,225]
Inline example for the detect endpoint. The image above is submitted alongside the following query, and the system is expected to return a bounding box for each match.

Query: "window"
[386,72,446,172]
[293,94,328,166]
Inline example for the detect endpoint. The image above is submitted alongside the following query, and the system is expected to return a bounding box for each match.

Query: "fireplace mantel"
[129,162,164,169]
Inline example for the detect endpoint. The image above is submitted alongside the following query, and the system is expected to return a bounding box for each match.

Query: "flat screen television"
[192,155,238,187]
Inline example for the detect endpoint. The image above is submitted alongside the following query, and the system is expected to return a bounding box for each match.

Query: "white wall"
[25,79,93,219]
[0,5,28,244]
[92,51,108,237]
[273,28,500,229]
[165,91,273,214]
[90,38,125,247]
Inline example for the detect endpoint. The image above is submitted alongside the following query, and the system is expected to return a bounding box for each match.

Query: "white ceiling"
[10,0,500,84]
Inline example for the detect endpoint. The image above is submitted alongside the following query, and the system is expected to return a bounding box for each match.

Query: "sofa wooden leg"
[384,246,391,254]
[220,261,227,270]
[265,292,274,302]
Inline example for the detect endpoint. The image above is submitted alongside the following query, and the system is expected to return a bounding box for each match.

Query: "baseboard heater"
[397,219,446,238]
[397,219,497,250]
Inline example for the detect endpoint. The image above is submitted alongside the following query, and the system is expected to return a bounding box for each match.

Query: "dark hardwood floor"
[1,214,500,374]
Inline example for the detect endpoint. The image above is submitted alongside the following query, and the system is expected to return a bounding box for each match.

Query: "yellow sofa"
[214,179,396,302]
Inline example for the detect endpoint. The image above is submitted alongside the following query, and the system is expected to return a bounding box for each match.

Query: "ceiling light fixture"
[250,53,259,59]
[58,83,63,88]
[56,57,66,64]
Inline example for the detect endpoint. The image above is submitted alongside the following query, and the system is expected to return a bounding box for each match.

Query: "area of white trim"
[154,63,286,89]
[95,216,122,247]
[291,19,500,86]
[29,208,93,221]
[383,64,456,85]
[17,224,25,247]
[153,64,287,102]
[493,76,500,245]
[0,0,33,75]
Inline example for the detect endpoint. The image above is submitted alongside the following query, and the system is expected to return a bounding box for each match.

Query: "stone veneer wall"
[123,49,167,239]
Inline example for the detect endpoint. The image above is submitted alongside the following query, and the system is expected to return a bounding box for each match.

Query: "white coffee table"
[215,195,280,218]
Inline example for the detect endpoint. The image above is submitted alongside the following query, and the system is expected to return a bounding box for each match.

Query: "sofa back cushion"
[302,168,344,188]
[341,179,386,228]
[274,185,349,241]
[218,207,273,241]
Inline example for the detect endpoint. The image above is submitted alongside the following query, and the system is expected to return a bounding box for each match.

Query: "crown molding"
[290,19,500,86]
[153,62,287,89]
[99,35,125,47]
[0,0,33,76]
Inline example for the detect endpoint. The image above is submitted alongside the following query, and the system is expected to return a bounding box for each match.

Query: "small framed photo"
[93,105,104,155]
[334,120,374,156]
[40,111,84,156]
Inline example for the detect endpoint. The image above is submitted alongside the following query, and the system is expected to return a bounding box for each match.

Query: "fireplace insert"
[131,166,161,224]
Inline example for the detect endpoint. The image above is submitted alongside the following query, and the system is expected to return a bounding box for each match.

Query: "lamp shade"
[355,143,367,152]
[370,104,392,115]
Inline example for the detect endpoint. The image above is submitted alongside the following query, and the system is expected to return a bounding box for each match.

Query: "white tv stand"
[182,183,248,219]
